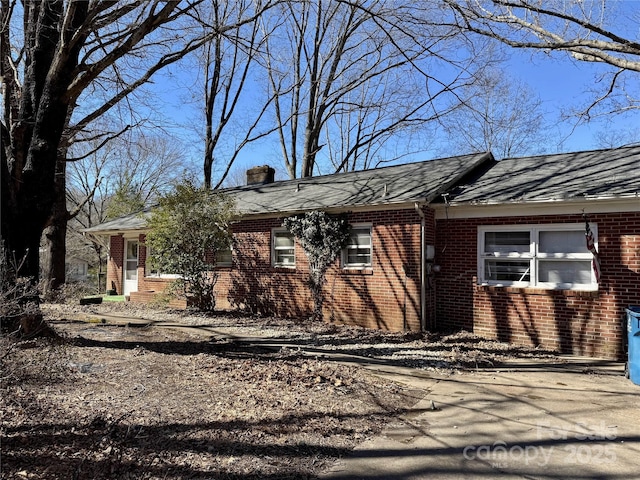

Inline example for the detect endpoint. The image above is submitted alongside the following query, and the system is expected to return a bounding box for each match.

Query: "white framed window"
[478,224,597,290]
[272,229,295,267]
[342,225,372,268]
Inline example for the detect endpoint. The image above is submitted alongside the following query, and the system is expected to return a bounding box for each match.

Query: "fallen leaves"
[0,302,560,479]
[1,317,415,479]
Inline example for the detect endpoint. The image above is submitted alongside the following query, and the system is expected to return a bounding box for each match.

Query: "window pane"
[484,260,530,282]
[125,260,137,280]
[347,249,371,265]
[275,234,294,247]
[539,230,589,254]
[538,260,592,284]
[344,227,372,267]
[349,230,371,247]
[216,248,232,265]
[485,232,530,254]
[276,250,295,265]
[126,241,138,259]
[273,231,295,266]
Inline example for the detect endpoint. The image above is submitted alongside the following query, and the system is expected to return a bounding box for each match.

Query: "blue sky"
[500,0,640,154]
[147,2,639,183]
[505,50,638,153]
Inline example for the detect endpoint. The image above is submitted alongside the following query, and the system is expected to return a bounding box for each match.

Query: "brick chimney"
[246,165,275,185]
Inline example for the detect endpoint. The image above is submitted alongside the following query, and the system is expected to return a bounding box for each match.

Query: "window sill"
[476,283,599,297]
[340,268,373,275]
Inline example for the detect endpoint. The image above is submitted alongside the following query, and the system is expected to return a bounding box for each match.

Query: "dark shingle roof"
[83,152,491,234]
[85,146,640,235]
[448,146,640,205]
[223,153,492,215]
[83,209,151,235]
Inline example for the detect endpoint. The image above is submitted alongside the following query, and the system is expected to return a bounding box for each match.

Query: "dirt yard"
[1,303,559,479]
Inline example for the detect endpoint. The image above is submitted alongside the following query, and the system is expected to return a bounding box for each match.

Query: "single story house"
[84,146,640,360]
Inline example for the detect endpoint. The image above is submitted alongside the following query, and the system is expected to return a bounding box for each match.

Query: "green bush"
[145,181,236,311]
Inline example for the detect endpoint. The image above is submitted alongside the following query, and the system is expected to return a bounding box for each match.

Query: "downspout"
[415,202,426,331]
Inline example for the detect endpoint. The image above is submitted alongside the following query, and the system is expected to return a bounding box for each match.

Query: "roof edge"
[426,152,496,204]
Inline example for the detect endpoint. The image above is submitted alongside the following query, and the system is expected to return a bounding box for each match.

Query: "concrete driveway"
[321,359,640,480]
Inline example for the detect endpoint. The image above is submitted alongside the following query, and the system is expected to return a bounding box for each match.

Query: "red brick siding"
[218,209,426,331]
[109,208,429,332]
[104,208,638,358]
[435,212,640,359]
[107,235,124,294]
[323,209,424,331]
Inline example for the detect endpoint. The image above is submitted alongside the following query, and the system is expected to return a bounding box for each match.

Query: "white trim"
[123,239,139,295]
[272,228,296,268]
[435,197,640,219]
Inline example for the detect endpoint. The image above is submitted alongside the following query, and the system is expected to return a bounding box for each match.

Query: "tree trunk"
[41,154,70,295]
[204,138,214,190]
[1,1,87,282]
[41,218,68,295]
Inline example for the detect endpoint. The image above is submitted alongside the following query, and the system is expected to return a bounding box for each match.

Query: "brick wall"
[109,208,428,332]
[218,209,426,331]
[107,235,124,294]
[323,209,424,331]
[104,208,638,358]
[435,211,640,359]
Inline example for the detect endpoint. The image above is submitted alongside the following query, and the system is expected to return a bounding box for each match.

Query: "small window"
[478,224,597,290]
[272,229,295,267]
[215,246,233,267]
[342,225,372,268]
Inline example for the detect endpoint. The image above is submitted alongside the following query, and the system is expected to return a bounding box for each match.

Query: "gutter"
[447,192,640,207]
[414,202,427,331]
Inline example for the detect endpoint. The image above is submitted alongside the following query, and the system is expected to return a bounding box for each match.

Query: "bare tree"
[438,67,552,159]
[263,0,478,178]
[1,1,192,285]
[40,119,138,294]
[0,0,275,288]
[195,0,279,189]
[105,133,189,216]
[65,130,193,290]
[595,127,640,150]
[440,0,640,120]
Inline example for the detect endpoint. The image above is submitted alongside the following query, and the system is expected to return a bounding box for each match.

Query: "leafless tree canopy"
[6,0,633,290]
[0,0,276,281]
[438,67,551,159]
[440,0,640,119]
[262,0,482,178]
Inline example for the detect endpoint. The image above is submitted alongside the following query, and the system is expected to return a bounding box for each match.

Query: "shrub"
[0,241,46,336]
[145,181,236,311]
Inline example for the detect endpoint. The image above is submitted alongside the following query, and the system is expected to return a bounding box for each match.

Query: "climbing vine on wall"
[283,211,350,322]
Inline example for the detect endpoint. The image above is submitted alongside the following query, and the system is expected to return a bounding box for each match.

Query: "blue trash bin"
[627,306,640,385]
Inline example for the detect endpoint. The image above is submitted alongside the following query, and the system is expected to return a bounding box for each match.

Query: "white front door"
[123,239,139,296]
